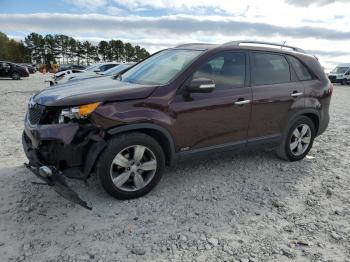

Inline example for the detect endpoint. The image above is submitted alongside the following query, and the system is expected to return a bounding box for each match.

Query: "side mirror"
[186,78,215,93]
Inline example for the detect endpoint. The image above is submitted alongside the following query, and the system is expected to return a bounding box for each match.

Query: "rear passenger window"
[251,53,290,86]
[287,56,313,81]
[192,52,246,89]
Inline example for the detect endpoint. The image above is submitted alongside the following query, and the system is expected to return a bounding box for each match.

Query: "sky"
[1,0,350,70]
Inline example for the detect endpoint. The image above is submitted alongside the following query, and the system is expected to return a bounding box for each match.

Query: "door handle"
[234,99,251,105]
[291,92,303,97]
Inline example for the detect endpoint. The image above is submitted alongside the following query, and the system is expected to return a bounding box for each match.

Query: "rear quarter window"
[287,55,313,81]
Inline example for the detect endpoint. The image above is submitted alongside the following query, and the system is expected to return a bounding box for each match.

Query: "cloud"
[307,49,350,57]
[285,0,350,7]
[65,0,108,10]
[106,6,124,15]
[1,13,350,42]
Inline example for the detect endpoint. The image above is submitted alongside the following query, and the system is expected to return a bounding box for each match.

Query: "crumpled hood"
[33,76,157,107]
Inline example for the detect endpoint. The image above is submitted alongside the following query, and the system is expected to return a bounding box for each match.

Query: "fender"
[107,123,176,165]
[286,108,320,134]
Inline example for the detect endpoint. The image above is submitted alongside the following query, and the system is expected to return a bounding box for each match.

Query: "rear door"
[248,52,304,142]
[170,51,252,151]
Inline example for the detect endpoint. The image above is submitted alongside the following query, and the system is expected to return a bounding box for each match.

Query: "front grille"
[28,104,44,125]
[328,75,336,80]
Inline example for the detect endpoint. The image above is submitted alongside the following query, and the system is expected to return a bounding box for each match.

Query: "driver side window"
[192,52,246,89]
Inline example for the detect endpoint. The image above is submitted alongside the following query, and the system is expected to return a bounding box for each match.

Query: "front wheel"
[11,72,20,80]
[276,116,315,161]
[97,132,165,199]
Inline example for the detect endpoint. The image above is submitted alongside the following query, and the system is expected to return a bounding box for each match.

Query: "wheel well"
[303,113,319,133]
[107,128,173,166]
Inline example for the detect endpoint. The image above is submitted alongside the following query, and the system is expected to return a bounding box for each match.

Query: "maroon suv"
[23,41,332,209]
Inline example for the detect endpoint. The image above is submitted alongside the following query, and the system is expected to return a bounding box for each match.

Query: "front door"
[170,51,252,151]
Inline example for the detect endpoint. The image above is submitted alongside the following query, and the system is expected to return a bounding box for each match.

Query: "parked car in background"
[57,64,86,72]
[67,63,135,83]
[0,61,29,80]
[50,62,119,85]
[23,41,332,208]
[19,63,37,74]
[86,62,120,73]
[100,63,135,76]
[328,63,350,85]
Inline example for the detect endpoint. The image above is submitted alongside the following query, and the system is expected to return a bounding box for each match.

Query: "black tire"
[11,72,20,80]
[97,132,165,199]
[341,79,346,85]
[276,116,316,161]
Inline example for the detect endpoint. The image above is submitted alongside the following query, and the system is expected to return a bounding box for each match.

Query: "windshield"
[121,49,203,85]
[331,67,348,74]
[103,64,133,76]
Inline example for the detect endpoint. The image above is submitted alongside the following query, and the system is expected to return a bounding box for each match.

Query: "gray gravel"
[0,74,349,261]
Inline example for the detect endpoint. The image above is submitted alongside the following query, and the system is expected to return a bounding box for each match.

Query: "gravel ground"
[0,73,349,262]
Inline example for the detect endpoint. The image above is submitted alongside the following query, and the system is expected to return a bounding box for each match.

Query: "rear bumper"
[20,71,30,77]
[317,111,329,136]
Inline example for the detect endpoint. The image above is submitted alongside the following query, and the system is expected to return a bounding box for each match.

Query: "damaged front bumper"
[22,114,106,210]
[24,163,92,210]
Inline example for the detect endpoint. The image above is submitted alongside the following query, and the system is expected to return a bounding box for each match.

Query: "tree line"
[0,32,31,63]
[0,32,150,65]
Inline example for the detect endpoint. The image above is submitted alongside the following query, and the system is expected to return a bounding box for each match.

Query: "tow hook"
[24,163,92,210]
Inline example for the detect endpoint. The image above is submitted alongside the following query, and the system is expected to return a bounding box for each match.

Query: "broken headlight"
[58,102,101,123]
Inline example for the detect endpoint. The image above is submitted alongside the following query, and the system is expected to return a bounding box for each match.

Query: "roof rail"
[174,43,211,48]
[223,40,305,53]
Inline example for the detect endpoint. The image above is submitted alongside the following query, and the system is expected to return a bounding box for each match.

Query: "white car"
[49,63,119,85]
[67,63,135,83]
[328,63,350,85]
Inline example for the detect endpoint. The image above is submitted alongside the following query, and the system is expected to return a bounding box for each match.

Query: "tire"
[276,116,315,161]
[341,79,347,85]
[11,72,20,80]
[97,132,165,199]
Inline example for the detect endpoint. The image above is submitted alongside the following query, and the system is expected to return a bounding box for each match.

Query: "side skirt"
[176,134,281,162]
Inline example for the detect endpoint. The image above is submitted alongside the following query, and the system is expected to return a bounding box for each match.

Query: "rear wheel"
[11,72,20,80]
[97,132,165,199]
[276,116,315,161]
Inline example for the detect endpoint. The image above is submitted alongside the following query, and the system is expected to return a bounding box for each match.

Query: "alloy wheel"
[109,145,157,191]
[289,124,312,156]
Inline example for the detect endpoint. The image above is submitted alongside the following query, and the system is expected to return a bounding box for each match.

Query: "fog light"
[39,166,53,177]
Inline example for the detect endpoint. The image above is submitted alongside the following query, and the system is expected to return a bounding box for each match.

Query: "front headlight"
[59,102,101,123]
